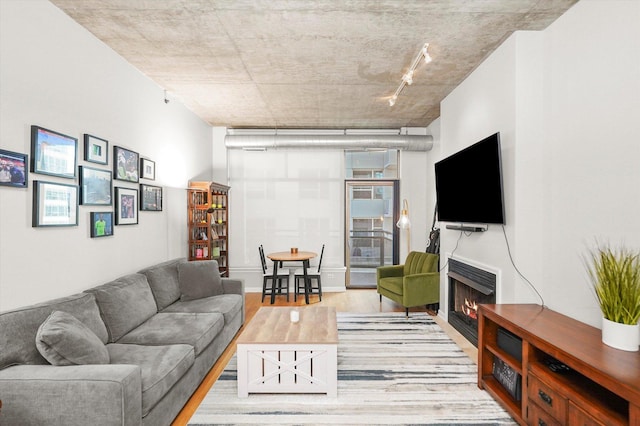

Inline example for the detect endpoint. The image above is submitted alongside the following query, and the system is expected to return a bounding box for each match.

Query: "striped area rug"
[189,312,516,425]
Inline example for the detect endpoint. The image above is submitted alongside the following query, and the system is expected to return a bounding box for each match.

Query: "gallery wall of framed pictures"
[1,123,163,239]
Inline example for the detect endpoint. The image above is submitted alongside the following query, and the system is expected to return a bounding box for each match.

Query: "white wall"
[0,0,213,311]
[540,0,640,325]
[434,0,640,327]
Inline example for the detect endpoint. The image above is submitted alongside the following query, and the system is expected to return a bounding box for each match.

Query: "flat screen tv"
[434,132,505,225]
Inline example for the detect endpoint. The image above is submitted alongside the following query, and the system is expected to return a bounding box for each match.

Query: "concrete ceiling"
[50,0,578,129]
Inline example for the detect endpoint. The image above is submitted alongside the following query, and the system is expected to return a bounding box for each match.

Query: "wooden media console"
[478,304,640,425]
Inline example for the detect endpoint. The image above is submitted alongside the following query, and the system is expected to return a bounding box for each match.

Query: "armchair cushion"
[377,276,404,295]
[403,251,439,275]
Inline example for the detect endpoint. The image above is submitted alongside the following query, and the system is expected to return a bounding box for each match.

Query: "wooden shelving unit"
[187,181,230,276]
[478,304,639,425]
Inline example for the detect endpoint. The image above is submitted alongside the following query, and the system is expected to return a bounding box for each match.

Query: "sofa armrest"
[0,364,142,426]
[376,264,405,281]
[221,277,244,296]
[222,277,245,323]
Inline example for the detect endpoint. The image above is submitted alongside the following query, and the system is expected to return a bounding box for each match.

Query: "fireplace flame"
[462,298,478,320]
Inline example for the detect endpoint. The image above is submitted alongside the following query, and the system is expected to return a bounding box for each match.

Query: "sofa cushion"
[86,274,158,343]
[107,343,194,417]
[35,311,109,366]
[0,293,108,369]
[138,258,186,311]
[162,294,243,324]
[117,312,224,356]
[177,260,223,301]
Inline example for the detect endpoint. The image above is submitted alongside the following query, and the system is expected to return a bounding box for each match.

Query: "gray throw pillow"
[177,260,223,301]
[35,310,110,366]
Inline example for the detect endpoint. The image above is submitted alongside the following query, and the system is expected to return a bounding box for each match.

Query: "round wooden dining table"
[267,251,317,304]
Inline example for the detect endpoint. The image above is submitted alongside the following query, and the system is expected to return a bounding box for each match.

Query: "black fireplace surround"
[447,258,496,347]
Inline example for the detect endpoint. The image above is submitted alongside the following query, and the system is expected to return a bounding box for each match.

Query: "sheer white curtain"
[228,149,345,271]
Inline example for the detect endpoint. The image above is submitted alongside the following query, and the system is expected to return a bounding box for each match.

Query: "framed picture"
[113,146,139,182]
[32,180,78,227]
[140,158,155,180]
[84,134,108,165]
[79,166,112,205]
[140,184,162,211]
[0,149,28,188]
[31,125,77,179]
[90,211,114,237]
[115,187,138,225]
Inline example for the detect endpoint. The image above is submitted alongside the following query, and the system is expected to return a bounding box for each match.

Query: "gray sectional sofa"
[0,258,244,426]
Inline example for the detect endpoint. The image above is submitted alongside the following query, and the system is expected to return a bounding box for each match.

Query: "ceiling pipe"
[225,134,433,151]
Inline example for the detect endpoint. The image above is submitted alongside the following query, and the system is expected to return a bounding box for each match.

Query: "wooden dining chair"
[294,244,324,301]
[259,245,290,302]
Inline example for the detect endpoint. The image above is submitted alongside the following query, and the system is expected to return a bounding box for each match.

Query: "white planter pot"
[602,317,639,352]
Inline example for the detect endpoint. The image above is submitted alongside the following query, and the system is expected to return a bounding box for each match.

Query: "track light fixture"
[388,43,431,107]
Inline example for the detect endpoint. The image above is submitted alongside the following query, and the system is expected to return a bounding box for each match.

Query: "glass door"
[345,180,399,288]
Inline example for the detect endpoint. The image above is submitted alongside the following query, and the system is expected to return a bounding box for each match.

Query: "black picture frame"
[84,134,109,165]
[140,184,162,211]
[113,146,139,182]
[79,165,112,205]
[115,187,138,225]
[90,211,114,237]
[31,125,77,179]
[140,158,155,180]
[0,149,28,188]
[32,180,78,227]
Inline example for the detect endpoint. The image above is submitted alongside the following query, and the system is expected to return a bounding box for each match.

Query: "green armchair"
[376,251,440,316]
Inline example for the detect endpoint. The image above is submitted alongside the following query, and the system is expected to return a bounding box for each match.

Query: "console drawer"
[568,401,604,426]
[527,400,562,426]
[527,373,567,422]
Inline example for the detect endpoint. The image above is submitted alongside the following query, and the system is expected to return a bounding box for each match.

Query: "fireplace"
[447,259,496,347]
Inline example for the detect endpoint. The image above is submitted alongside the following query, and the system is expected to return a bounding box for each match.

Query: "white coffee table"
[236,306,338,397]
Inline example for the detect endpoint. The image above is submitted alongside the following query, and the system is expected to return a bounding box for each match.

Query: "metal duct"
[225,134,433,151]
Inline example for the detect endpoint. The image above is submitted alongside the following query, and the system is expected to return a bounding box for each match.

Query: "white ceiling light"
[388,43,432,107]
[402,70,414,85]
[422,44,432,64]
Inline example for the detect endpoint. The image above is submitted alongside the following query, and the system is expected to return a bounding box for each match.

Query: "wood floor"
[170,289,477,426]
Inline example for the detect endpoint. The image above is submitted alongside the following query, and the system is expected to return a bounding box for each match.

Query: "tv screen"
[434,132,505,224]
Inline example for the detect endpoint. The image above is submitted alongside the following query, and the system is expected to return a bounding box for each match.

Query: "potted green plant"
[585,244,640,351]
